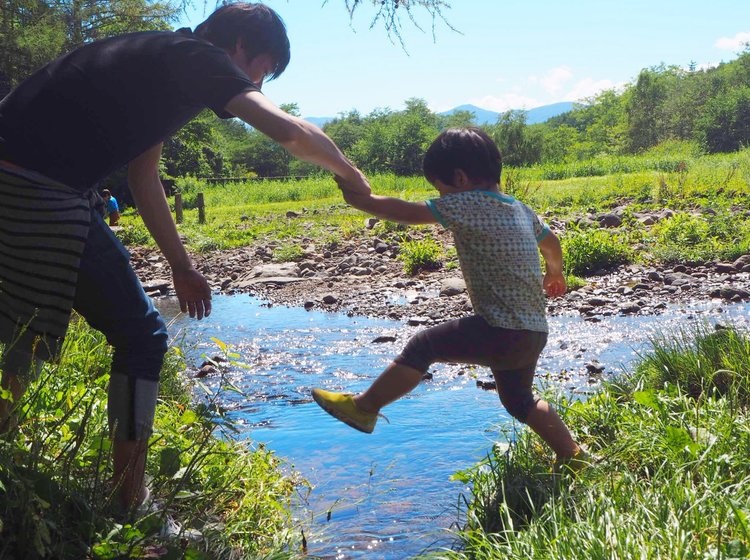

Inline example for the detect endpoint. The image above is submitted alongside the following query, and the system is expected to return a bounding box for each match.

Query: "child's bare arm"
[336,176,436,225]
[538,231,567,297]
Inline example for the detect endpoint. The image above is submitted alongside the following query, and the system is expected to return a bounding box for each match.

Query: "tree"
[695,85,750,153]
[488,110,542,167]
[0,0,178,87]
[334,0,453,43]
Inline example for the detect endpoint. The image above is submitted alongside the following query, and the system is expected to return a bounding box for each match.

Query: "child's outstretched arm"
[538,232,567,298]
[335,176,437,225]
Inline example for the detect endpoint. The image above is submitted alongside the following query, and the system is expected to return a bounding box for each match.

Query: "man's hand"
[173,267,212,320]
[543,271,567,298]
[335,169,371,196]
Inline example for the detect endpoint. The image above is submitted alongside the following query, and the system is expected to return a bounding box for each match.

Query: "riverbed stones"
[321,293,338,304]
[440,277,466,297]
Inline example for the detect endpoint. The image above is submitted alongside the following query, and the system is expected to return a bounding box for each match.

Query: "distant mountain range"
[304,101,575,128]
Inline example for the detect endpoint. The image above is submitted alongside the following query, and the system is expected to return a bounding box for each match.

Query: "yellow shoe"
[554,448,593,475]
[311,388,379,434]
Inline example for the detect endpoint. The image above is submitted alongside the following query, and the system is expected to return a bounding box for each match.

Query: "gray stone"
[322,294,338,304]
[733,254,750,270]
[597,213,622,228]
[440,277,467,297]
[714,262,737,274]
[365,217,380,229]
[620,303,641,315]
[663,272,695,286]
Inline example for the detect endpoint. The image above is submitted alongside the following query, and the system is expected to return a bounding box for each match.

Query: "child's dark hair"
[423,127,502,186]
[195,2,290,81]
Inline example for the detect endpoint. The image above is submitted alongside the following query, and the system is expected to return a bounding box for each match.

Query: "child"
[313,127,586,468]
[102,188,121,226]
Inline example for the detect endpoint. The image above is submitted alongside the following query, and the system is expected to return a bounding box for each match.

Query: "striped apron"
[0,163,102,361]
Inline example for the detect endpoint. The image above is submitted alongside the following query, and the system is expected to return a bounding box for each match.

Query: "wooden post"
[197,192,205,224]
[175,193,183,224]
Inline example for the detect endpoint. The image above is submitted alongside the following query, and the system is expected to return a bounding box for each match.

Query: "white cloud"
[564,78,621,102]
[535,66,574,94]
[468,93,542,112]
[715,31,750,51]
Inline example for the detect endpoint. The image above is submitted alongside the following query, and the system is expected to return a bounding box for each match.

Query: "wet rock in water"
[195,364,218,378]
[421,372,433,381]
[321,294,338,304]
[440,277,466,297]
[304,301,315,310]
[620,303,641,315]
[476,379,496,391]
[587,297,610,307]
[407,316,430,326]
[585,362,605,374]
[710,286,750,301]
[372,335,397,343]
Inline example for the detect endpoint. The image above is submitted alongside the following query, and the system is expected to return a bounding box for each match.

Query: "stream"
[156,295,750,559]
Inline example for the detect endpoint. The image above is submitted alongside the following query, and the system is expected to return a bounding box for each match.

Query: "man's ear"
[230,37,243,56]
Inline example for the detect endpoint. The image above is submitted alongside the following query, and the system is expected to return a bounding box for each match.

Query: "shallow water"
[157,295,750,559]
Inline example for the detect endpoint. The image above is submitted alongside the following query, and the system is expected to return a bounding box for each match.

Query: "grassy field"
[119,146,750,277]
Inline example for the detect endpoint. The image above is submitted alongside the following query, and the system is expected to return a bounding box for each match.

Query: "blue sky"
[176,1,750,118]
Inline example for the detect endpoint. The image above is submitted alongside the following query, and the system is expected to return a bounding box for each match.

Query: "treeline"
[168,50,750,180]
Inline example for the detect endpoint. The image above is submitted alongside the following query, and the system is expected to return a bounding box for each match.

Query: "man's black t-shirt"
[0,29,259,190]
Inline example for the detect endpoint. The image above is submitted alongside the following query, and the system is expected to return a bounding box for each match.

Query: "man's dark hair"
[423,127,502,186]
[195,2,290,80]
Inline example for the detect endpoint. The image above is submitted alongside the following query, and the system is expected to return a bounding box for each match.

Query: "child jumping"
[312,127,586,468]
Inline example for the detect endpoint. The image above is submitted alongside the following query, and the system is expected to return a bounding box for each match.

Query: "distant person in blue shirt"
[102,189,120,226]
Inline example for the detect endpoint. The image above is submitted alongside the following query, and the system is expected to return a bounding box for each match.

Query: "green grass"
[398,235,443,275]
[119,147,750,276]
[434,323,750,559]
[0,317,299,559]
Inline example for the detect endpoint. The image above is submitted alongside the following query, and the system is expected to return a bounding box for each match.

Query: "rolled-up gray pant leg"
[108,373,159,441]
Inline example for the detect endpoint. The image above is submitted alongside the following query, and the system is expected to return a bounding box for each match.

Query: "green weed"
[398,236,442,275]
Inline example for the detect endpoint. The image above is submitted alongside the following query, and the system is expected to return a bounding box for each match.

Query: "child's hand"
[543,271,567,298]
[335,169,371,196]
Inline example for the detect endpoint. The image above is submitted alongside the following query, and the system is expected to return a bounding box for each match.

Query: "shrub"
[561,228,631,276]
[398,236,442,275]
[273,243,305,262]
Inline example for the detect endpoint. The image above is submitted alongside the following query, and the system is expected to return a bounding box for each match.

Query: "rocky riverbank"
[129,222,750,326]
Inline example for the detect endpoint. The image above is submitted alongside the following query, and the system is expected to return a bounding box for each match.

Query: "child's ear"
[453,169,471,188]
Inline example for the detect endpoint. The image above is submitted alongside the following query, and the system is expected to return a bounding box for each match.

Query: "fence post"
[175,193,183,224]
[197,192,205,224]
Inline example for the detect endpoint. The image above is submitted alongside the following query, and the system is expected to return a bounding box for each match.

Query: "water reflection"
[157,295,750,559]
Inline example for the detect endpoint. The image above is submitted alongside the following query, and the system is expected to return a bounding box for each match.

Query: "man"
[0,2,369,515]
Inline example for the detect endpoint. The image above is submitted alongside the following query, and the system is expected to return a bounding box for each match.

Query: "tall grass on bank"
[438,323,750,559]
[0,316,298,560]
